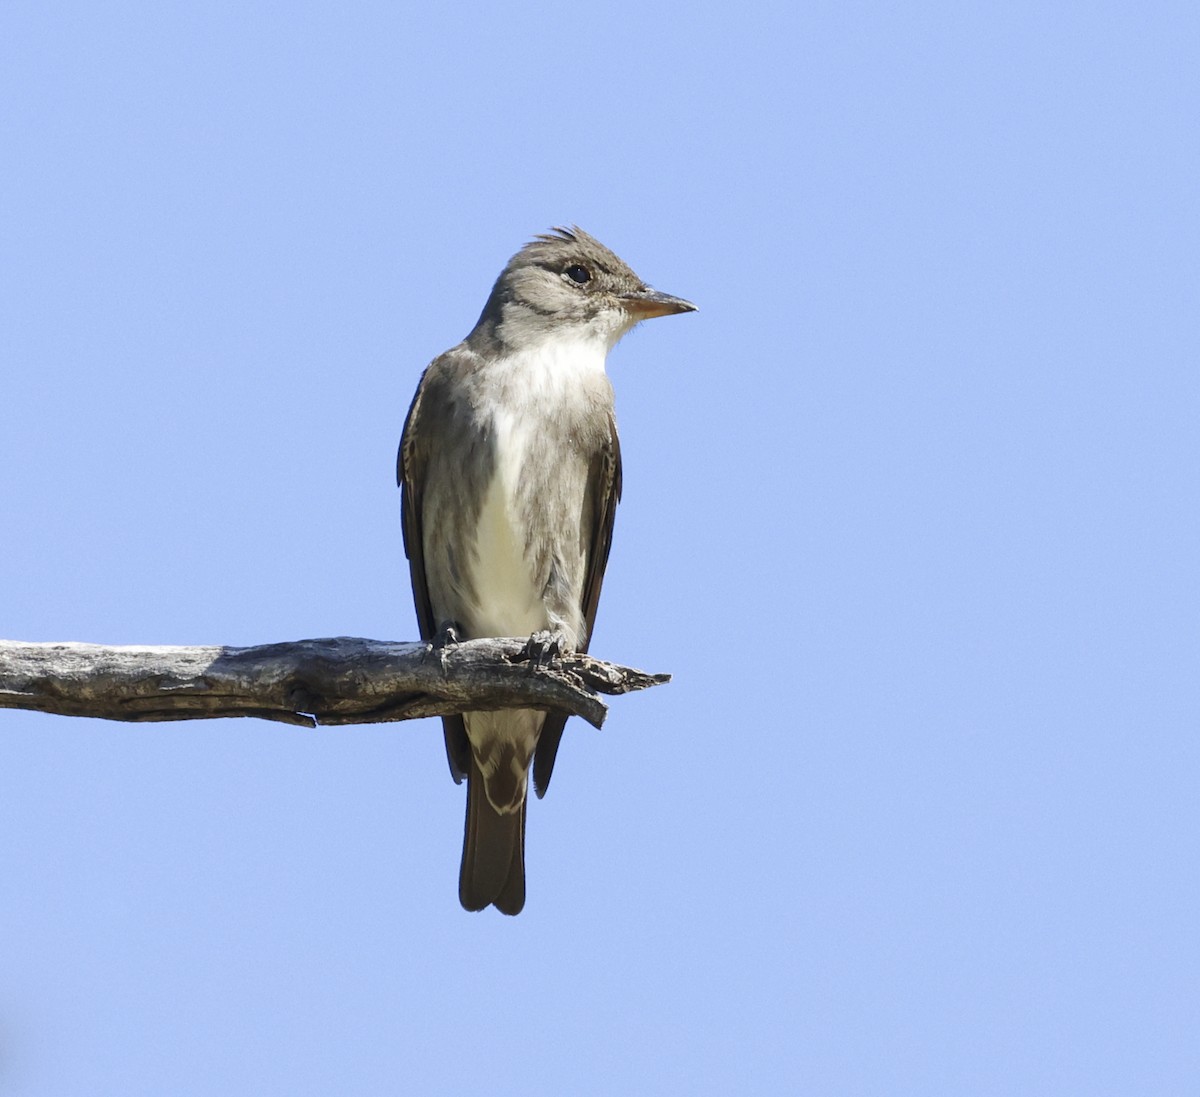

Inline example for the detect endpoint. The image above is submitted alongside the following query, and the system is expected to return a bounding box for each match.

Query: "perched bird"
[398,227,695,914]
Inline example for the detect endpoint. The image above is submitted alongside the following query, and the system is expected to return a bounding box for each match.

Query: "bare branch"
[0,637,670,729]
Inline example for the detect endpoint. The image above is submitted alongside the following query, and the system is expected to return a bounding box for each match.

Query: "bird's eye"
[565,264,591,285]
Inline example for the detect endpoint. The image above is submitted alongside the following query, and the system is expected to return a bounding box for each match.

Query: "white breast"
[464,334,607,640]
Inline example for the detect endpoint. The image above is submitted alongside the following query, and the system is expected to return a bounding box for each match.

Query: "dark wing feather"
[398,376,435,639]
[399,369,470,784]
[533,413,622,797]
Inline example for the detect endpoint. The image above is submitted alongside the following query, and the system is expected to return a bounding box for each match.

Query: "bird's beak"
[620,287,698,319]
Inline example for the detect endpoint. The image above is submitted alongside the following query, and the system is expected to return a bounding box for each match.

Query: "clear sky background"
[1,2,1196,1094]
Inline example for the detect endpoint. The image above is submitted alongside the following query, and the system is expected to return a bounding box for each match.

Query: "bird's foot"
[523,628,569,670]
[430,621,462,669]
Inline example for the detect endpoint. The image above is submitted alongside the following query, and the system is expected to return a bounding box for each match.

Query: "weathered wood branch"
[0,637,669,729]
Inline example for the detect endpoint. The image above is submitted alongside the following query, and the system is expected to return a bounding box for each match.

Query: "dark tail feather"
[459,754,526,915]
[532,712,568,798]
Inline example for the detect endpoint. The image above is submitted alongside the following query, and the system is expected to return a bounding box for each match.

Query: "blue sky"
[1,2,1197,1093]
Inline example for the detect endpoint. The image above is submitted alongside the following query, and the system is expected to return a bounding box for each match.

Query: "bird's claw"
[523,629,566,670]
[430,621,462,669]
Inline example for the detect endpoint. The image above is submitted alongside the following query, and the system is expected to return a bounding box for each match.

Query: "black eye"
[565,264,591,285]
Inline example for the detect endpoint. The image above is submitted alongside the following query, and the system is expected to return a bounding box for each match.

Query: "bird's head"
[475,226,696,352]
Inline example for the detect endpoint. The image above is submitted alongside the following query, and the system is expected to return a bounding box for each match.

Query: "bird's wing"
[533,411,622,797]
[398,372,435,640]
[399,365,471,784]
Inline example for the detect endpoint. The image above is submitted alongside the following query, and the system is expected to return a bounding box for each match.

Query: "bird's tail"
[460,752,526,915]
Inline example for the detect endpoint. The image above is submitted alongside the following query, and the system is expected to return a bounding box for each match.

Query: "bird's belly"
[465,462,546,640]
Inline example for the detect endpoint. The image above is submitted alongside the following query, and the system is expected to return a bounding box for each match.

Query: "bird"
[398,226,696,914]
